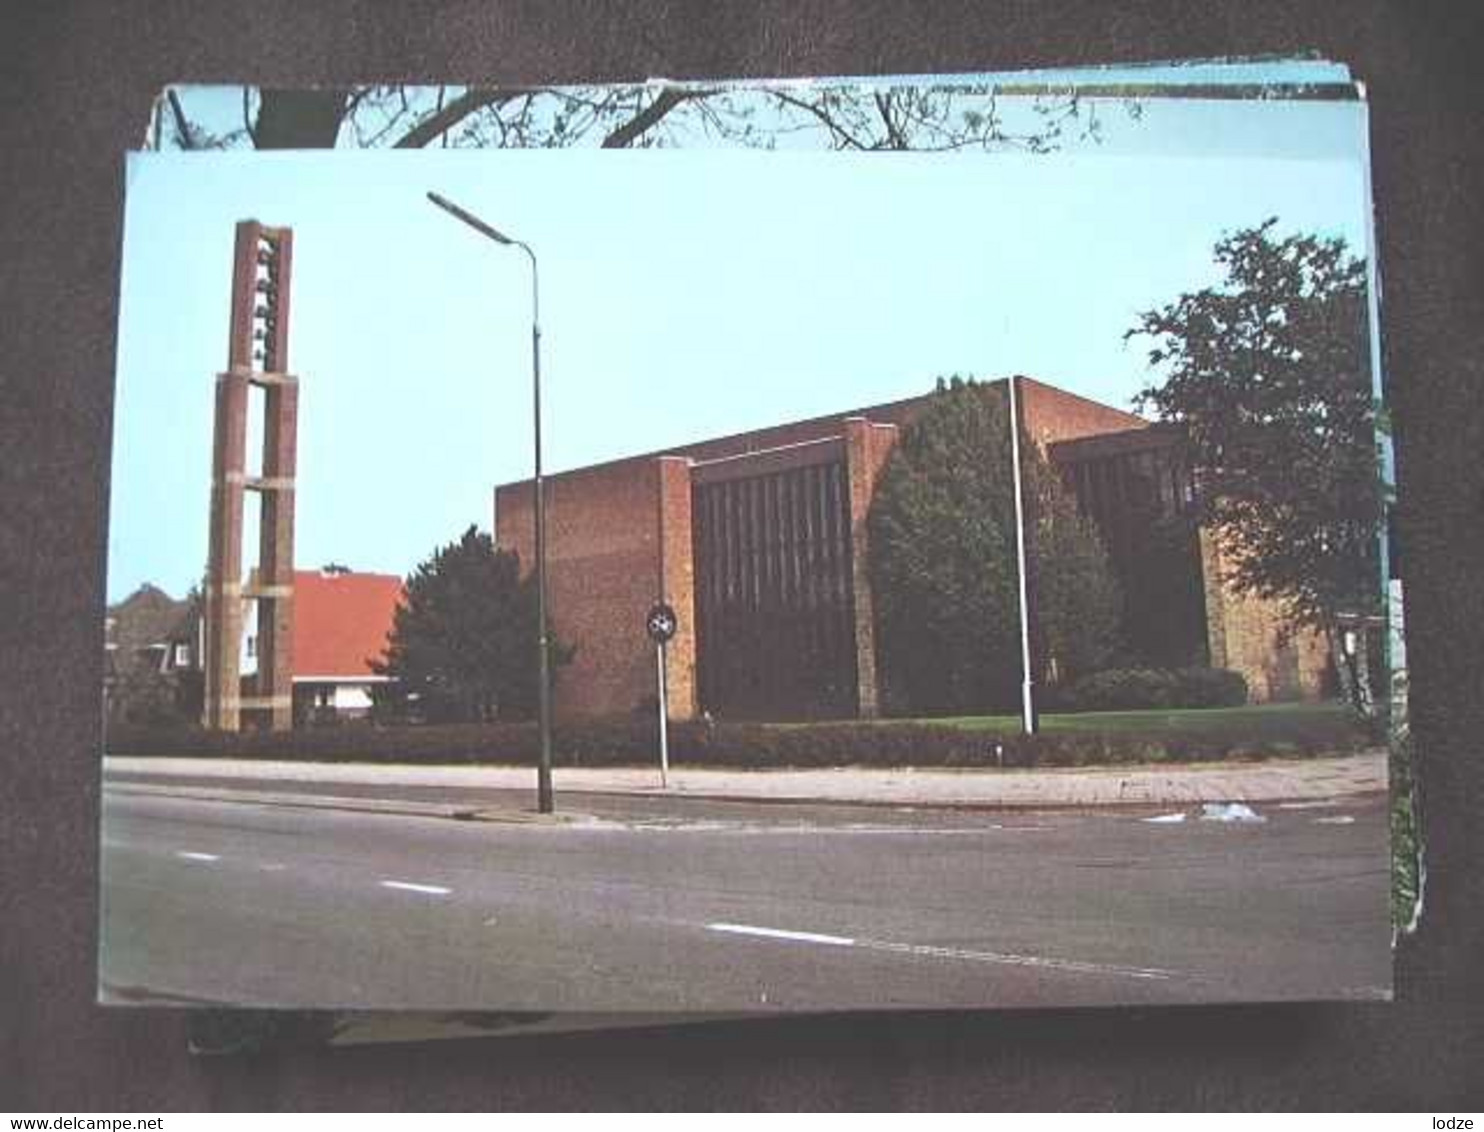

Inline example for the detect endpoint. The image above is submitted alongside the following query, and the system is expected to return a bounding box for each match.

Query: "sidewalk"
[104,749,1387,811]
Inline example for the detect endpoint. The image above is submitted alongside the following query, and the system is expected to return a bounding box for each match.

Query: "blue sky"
[110,89,1372,601]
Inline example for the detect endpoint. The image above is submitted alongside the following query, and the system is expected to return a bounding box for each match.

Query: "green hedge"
[106,710,1367,770]
[1051,667,1249,713]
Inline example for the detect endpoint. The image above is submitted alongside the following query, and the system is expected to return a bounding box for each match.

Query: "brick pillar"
[1198,527,1230,674]
[655,456,697,720]
[843,416,899,718]
[254,377,298,729]
[203,220,298,731]
[203,369,248,730]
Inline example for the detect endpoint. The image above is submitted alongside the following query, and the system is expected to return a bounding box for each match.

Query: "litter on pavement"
[1200,802,1266,823]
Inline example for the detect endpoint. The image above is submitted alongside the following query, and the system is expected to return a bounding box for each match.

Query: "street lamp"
[427,190,555,813]
[1006,374,1039,735]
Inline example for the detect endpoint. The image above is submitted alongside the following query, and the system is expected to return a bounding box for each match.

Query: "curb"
[105,776,1388,821]
[567,784,1390,812]
[105,782,574,826]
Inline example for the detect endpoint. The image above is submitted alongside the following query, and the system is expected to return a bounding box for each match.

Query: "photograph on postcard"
[100,65,1398,1013]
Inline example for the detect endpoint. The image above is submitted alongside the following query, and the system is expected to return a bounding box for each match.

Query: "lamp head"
[426,191,515,245]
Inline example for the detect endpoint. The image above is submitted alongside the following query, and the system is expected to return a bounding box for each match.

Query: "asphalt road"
[99,785,1391,1011]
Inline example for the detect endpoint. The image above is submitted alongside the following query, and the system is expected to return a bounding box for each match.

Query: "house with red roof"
[285,567,403,721]
[108,568,405,727]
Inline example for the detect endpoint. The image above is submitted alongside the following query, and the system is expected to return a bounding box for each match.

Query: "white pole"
[1007,376,1038,735]
[655,640,670,787]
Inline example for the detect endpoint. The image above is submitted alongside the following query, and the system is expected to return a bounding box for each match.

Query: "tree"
[160,81,1137,154]
[1129,219,1382,715]
[371,526,572,722]
[867,379,1121,716]
[1027,454,1126,686]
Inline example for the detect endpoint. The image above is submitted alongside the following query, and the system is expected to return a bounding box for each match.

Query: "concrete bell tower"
[202,220,299,731]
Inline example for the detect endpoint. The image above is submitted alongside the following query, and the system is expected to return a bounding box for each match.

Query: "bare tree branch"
[162,78,1134,155]
[873,90,905,149]
[766,89,870,150]
[360,88,417,148]
[393,87,518,149]
[242,87,256,147]
[167,89,196,150]
[600,87,704,148]
[342,87,375,119]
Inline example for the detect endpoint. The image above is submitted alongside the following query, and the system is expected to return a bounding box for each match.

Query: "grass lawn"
[833,700,1368,741]
[939,700,1353,733]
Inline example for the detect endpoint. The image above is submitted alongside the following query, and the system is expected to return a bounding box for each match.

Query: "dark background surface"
[2,0,1481,1110]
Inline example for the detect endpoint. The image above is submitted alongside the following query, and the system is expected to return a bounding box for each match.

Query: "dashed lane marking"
[175,851,220,862]
[708,922,855,947]
[705,922,1175,981]
[1278,800,1343,810]
[379,880,452,896]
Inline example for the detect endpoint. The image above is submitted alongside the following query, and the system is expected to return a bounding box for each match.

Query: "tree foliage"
[161,81,1137,154]
[372,526,571,722]
[1130,222,1380,622]
[1129,220,1381,711]
[1028,451,1126,686]
[867,379,1121,716]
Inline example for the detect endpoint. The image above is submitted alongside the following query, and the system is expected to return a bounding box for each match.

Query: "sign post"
[645,601,679,788]
[654,642,670,787]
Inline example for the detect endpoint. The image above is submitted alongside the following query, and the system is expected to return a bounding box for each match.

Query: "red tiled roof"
[291,571,403,679]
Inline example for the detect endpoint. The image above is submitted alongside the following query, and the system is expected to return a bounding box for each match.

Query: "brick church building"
[494,377,1329,723]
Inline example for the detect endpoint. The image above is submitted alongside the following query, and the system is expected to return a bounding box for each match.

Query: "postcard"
[101,63,1403,1023]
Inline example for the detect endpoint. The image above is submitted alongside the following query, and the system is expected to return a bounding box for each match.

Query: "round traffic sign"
[645,601,678,644]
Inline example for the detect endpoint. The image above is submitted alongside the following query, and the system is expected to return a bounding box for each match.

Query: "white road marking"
[860,938,1174,980]
[1314,815,1357,825]
[588,819,1047,836]
[1142,812,1187,824]
[380,880,452,896]
[708,922,855,947]
[175,851,220,862]
[706,922,1175,981]
[1278,800,1342,810]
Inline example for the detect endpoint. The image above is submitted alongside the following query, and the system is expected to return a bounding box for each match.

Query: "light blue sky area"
[110,93,1372,601]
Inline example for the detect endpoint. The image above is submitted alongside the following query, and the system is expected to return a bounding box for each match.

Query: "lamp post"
[1007,374,1039,735]
[427,190,555,813]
